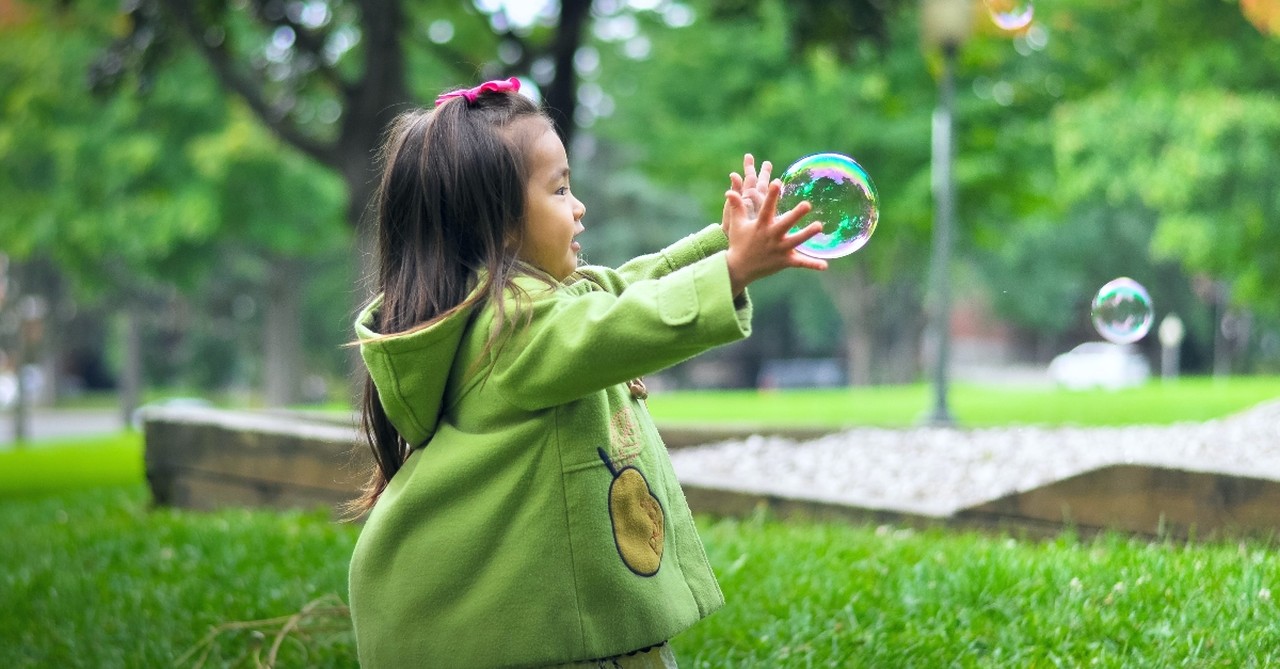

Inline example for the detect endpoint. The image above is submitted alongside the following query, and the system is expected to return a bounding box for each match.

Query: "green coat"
[349,225,751,668]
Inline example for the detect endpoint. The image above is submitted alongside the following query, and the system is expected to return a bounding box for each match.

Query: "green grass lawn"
[645,376,1280,428]
[3,486,1279,667]
[0,432,143,498]
[0,486,355,668]
[5,380,1280,666]
[684,512,1280,667]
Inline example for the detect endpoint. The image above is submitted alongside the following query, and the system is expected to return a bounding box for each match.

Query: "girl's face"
[518,121,586,282]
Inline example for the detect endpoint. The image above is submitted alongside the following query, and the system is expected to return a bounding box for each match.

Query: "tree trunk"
[822,265,876,386]
[877,279,926,384]
[345,167,381,400]
[119,305,143,429]
[262,256,302,408]
[545,0,593,150]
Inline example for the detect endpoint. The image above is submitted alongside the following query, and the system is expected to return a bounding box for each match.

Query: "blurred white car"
[1048,342,1150,390]
[0,371,14,408]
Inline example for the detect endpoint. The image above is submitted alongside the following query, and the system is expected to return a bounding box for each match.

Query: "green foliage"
[0,2,357,397]
[0,4,227,295]
[974,203,1209,344]
[188,106,348,256]
[590,0,944,377]
[7,0,1280,394]
[598,0,935,257]
[1054,88,1280,313]
[1021,0,1280,321]
[0,3,351,286]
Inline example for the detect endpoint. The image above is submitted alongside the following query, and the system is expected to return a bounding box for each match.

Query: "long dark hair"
[348,88,550,516]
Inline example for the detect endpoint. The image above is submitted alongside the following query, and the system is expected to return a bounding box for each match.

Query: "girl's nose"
[573,195,586,221]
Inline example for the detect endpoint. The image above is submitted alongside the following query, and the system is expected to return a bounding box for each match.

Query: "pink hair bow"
[434,77,521,106]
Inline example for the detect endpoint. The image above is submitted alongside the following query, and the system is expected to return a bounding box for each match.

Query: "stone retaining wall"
[142,406,368,515]
[957,464,1280,541]
[140,409,826,514]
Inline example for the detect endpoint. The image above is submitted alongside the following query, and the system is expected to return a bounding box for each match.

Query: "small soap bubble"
[1091,278,1154,344]
[779,153,879,259]
[984,0,1034,31]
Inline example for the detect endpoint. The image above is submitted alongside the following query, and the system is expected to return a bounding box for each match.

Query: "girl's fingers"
[785,222,829,271]
[724,189,747,216]
[775,197,812,230]
[784,220,824,246]
[743,154,757,191]
[757,180,782,222]
[790,253,829,272]
[729,172,744,194]
[757,161,772,193]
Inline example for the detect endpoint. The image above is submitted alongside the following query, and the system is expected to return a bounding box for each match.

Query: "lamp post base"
[920,407,957,428]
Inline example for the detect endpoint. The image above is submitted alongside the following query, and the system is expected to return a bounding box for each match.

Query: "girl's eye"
[556,186,569,196]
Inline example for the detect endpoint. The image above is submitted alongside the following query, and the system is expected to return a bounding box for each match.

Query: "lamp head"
[922,0,974,50]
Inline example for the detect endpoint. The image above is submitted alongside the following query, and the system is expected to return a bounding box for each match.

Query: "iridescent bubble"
[779,153,879,260]
[984,0,1034,31]
[1091,278,1154,344]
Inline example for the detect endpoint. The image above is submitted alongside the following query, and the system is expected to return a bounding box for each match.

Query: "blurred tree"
[8,0,1280,407]
[0,1,226,419]
[1036,0,1280,370]
[590,0,1280,383]
[188,107,348,404]
[592,0,935,384]
[952,0,1280,372]
[98,0,597,274]
[1054,89,1280,316]
[0,1,348,411]
[81,0,611,401]
[0,4,224,290]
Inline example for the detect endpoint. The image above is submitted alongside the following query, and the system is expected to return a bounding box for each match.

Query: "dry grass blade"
[173,594,352,669]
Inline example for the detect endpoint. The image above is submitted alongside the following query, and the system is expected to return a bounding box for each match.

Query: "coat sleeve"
[575,224,728,295]
[489,252,751,411]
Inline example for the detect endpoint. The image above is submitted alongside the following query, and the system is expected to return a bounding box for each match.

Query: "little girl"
[347,77,827,668]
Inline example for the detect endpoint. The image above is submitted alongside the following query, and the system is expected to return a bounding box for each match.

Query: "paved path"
[0,408,125,447]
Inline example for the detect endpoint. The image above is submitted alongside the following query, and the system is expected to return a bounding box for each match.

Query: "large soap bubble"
[1091,277,1154,344]
[778,153,879,259]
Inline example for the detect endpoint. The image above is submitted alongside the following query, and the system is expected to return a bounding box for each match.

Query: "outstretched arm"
[580,153,823,295]
[588,225,729,292]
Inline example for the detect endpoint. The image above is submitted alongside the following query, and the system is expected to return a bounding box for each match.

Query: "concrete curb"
[678,463,1280,543]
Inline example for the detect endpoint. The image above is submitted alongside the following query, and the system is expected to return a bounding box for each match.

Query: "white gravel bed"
[669,400,1280,518]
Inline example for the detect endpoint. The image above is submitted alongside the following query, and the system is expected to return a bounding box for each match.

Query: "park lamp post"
[920,0,972,427]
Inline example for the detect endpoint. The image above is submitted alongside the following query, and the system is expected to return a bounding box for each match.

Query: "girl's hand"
[726,154,772,232]
[722,178,828,297]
